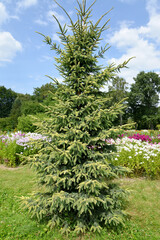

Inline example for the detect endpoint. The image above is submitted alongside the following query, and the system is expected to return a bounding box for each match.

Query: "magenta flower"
[128,133,152,142]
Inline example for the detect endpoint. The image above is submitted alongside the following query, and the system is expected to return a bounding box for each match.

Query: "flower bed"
[107,136,160,178]
[1,130,160,177]
[0,131,46,167]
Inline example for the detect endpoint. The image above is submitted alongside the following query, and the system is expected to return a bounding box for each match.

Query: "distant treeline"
[0,83,57,132]
[1,71,160,131]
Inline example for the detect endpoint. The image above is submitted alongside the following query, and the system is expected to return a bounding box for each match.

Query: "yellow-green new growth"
[23,0,130,234]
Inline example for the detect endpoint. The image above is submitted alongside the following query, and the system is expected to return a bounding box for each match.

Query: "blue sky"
[0,0,160,94]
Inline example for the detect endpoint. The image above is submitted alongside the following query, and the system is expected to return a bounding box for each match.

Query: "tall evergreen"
[23,0,130,234]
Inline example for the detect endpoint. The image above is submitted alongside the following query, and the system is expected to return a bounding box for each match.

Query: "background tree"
[9,96,22,129]
[33,82,57,103]
[0,86,17,118]
[108,77,128,125]
[17,84,57,132]
[128,71,160,129]
[22,0,130,233]
[20,101,44,115]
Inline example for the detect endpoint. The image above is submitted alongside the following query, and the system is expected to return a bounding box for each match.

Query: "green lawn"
[0,165,160,240]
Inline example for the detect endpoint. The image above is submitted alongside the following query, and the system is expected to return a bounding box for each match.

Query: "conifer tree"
[22,0,131,234]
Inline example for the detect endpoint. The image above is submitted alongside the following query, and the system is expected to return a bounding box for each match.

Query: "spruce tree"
[22,0,131,234]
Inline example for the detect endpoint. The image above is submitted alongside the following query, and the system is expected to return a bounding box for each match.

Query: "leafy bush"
[156,124,160,130]
[0,117,15,131]
[0,140,23,166]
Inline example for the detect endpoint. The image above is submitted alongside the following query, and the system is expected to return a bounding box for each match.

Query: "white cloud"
[0,2,8,25]
[109,27,139,50]
[0,2,19,24]
[0,32,22,63]
[47,10,66,24]
[139,14,160,42]
[146,0,160,16]
[1,0,12,4]
[35,7,67,27]
[39,55,53,62]
[17,0,38,9]
[35,19,48,26]
[107,0,160,85]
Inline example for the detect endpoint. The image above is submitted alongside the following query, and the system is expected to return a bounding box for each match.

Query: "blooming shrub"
[0,131,47,167]
[107,137,160,178]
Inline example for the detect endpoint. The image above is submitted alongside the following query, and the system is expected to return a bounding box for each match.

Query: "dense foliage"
[22,0,130,234]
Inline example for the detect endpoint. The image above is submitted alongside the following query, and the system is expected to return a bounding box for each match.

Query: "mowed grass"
[0,165,160,240]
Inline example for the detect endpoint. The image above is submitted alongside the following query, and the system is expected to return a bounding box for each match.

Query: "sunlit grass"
[0,165,160,240]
